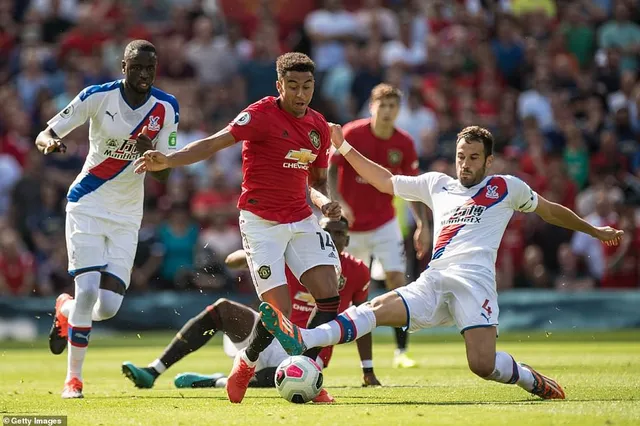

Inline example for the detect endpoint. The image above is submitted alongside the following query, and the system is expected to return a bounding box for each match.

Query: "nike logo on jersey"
[105,110,118,121]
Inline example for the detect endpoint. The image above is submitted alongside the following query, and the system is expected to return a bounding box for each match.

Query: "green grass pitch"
[1,331,639,425]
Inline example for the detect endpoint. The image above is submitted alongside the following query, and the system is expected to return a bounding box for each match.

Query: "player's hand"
[413,225,431,260]
[134,150,170,174]
[135,125,154,154]
[363,372,382,387]
[43,139,67,155]
[592,226,624,246]
[328,123,345,148]
[321,201,342,220]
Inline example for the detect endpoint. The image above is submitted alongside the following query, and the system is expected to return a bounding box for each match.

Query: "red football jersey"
[287,252,370,367]
[227,97,331,223]
[330,118,419,232]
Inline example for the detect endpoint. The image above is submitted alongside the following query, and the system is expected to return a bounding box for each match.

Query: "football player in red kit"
[133,53,343,403]
[121,217,381,397]
[329,84,430,368]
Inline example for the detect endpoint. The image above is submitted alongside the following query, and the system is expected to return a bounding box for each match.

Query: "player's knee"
[301,267,339,300]
[207,298,230,320]
[95,291,123,320]
[308,278,339,300]
[74,271,101,309]
[209,298,231,313]
[468,356,495,379]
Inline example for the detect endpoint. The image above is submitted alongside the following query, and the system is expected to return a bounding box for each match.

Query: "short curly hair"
[276,52,315,79]
[370,83,403,103]
[457,126,494,157]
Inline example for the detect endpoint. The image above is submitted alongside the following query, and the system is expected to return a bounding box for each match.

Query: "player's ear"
[345,236,350,248]
[485,154,494,170]
[121,60,126,75]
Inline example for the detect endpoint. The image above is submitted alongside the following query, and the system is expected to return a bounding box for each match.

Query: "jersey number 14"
[316,232,335,251]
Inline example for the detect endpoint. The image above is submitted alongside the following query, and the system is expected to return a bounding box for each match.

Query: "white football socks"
[301,304,377,348]
[149,359,167,374]
[488,351,535,391]
[66,272,100,382]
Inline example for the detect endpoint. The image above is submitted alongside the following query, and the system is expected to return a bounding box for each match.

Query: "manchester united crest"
[338,274,347,291]
[309,130,321,149]
[388,149,403,166]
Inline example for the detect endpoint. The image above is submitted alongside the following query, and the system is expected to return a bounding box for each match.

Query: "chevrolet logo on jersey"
[283,149,317,170]
[294,291,316,305]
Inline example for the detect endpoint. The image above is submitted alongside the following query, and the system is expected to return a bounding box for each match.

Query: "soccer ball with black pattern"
[274,356,323,403]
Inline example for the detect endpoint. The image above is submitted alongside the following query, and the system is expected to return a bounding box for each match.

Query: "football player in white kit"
[260,125,624,400]
[35,40,179,399]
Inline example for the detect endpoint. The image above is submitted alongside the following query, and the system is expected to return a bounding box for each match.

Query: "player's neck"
[370,120,394,139]
[277,98,306,118]
[121,81,151,109]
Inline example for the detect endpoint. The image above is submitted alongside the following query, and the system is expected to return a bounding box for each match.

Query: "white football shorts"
[347,217,406,275]
[395,264,499,333]
[239,210,341,296]
[65,210,138,289]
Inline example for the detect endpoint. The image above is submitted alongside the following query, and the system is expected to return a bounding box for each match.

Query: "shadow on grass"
[84,393,636,406]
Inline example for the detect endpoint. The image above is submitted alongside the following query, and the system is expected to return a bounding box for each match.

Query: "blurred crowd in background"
[1,0,639,298]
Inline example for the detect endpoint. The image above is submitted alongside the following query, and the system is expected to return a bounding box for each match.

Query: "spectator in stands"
[185,15,237,85]
[0,227,35,296]
[554,243,596,291]
[304,0,359,75]
[598,3,640,72]
[572,188,618,281]
[0,0,638,296]
[26,182,64,264]
[520,245,552,289]
[157,203,200,290]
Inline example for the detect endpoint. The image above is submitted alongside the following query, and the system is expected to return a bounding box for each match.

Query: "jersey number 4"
[316,232,335,251]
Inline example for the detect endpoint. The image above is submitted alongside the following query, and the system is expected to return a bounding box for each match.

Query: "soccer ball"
[275,356,323,403]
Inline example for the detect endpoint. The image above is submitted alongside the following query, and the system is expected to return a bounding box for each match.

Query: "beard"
[459,165,486,187]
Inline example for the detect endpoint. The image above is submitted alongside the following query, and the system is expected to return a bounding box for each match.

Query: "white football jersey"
[392,172,538,277]
[48,80,179,224]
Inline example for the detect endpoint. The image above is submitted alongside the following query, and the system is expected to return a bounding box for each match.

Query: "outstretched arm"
[534,196,623,245]
[134,128,237,173]
[328,124,394,195]
[168,128,236,167]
